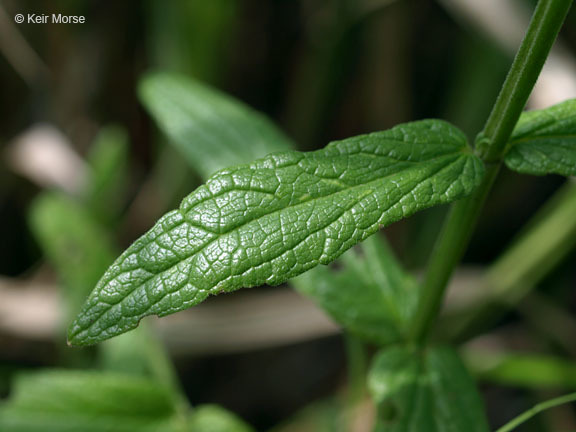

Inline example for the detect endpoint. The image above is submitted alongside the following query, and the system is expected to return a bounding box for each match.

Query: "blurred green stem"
[450,180,576,341]
[140,323,191,417]
[345,333,367,404]
[409,0,572,345]
[344,334,367,430]
[496,392,576,432]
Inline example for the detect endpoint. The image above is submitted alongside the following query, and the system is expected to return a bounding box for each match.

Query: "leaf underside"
[506,99,576,176]
[368,346,490,432]
[69,119,483,345]
[292,234,418,346]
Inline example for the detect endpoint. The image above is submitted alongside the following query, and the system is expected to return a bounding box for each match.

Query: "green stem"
[478,0,572,162]
[345,333,367,404]
[344,333,367,429]
[142,324,191,417]
[409,164,499,344]
[409,0,572,345]
[496,392,576,432]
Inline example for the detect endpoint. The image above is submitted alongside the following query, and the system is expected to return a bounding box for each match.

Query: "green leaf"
[68,119,484,345]
[98,327,154,377]
[505,99,576,176]
[368,346,489,432]
[29,193,116,315]
[139,72,294,179]
[465,349,576,390]
[85,125,129,225]
[292,234,417,346]
[187,405,254,432]
[0,370,177,432]
[29,193,156,372]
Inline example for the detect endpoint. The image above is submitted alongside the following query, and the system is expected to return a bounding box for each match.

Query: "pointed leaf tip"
[70,120,484,345]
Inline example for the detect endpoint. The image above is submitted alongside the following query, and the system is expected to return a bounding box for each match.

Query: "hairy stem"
[409,0,572,345]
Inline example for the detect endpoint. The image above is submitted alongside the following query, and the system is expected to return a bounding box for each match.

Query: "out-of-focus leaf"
[68,120,484,346]
[505,99,576,176]
[0,370,177,432]
[268,399,344,432]
[85,125,129,225]
[29,192,153,373]
[368,346,489,432]
[465,349,576,390]
[99,328,152,377]
[139,72,293,179]
[29,193,116,314]
[187,405,254,432]
[292,235,417,346]
[147,1,237,82]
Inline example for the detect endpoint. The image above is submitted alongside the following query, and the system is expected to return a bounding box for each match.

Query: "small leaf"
[187,405,254,432]
[29,193,116,315]
[85,125,130,225]
[292,234,417,346]
[368,346,489,432]
[0,370,177,432]
[139,72,293,179]
[69,119,484,345]
[505,99,576,176]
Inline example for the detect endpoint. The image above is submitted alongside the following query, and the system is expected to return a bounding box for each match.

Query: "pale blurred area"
[440,0,576,108]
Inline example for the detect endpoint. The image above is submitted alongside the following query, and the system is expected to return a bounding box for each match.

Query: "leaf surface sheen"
[69,119,483,345]
[506,99,576,176]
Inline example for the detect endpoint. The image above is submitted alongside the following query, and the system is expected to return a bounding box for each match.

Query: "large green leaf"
[505,99,576,176]
[68,119,484,345]
[139,72,293,179]
[292,234,417,346]
[187,405,254,432]
[0,371,177,432]
[368,346,489,432]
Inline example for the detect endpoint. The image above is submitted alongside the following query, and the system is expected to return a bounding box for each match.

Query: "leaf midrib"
[72,153,471,342]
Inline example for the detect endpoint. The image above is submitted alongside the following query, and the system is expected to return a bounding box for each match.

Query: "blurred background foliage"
[1,0,576,430]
